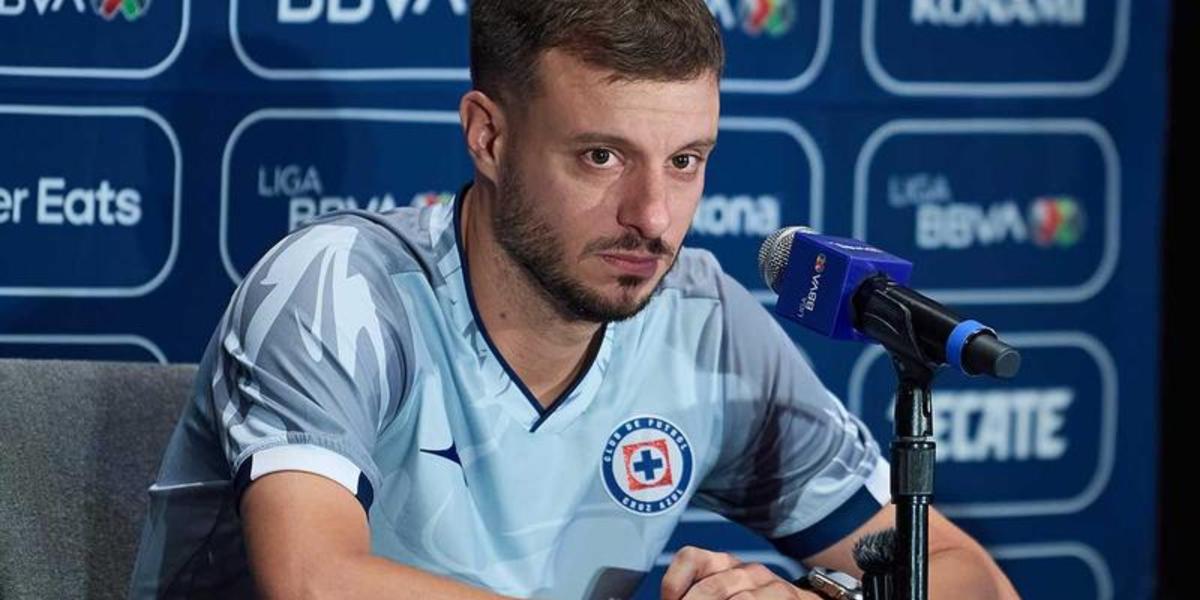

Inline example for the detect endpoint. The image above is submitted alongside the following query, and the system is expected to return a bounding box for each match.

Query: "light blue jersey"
[130,186,890,599]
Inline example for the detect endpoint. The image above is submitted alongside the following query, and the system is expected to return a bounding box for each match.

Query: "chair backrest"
[0,358,197,600]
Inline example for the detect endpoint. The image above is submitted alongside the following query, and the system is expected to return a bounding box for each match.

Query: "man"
[130,1,1019,598]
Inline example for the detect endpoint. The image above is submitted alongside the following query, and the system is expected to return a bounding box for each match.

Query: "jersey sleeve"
[692,266,891,560]
[211,219,414,514]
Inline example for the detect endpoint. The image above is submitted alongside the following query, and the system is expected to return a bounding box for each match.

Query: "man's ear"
[459,90,509,185]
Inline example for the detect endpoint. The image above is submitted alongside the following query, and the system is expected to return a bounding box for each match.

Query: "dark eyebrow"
[678,137,718,155]
[568,132,635,149]
[568,132,717,155]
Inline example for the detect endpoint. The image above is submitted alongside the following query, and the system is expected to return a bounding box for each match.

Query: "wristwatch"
[794,569,863,600]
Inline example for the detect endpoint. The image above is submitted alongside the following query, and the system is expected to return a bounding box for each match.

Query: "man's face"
[492,50,720,323]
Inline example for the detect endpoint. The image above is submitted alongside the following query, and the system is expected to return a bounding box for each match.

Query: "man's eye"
[589,149,613,165]
[672,154,704,171]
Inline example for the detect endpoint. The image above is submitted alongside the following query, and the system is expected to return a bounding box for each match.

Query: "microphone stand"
[855,282,944,600]
[881,355,935,600]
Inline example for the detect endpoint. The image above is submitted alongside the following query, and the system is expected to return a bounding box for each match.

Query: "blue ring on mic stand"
[947,320,988,373]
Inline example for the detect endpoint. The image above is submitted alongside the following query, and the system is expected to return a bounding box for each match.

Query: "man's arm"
[802,503,1019,600]
[662,503,1019,600]
[241,471,511,600]
[674,268,1017,598]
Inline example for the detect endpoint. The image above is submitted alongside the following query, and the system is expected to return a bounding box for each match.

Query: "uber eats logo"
[0,178,142,226]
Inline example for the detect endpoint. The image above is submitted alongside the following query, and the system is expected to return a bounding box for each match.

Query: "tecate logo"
[921,388,1074,463]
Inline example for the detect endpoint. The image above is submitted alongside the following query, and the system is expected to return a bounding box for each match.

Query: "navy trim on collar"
[453,182,606,433]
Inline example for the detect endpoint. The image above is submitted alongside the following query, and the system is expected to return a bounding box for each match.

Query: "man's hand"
[660,546,822,600]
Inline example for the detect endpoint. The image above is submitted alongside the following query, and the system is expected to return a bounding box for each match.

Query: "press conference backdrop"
[0,1,1167,598]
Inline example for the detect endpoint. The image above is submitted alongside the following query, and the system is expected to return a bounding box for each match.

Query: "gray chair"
[0,359,198,600]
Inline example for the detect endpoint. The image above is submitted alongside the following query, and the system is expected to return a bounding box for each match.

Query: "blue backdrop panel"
[0,1,1169,598]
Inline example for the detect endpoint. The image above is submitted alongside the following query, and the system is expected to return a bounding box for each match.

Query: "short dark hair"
[470,0,725,106]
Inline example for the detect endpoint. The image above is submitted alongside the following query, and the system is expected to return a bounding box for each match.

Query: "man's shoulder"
[227,206,454,339]
[303,206,444,271]
[243,206,451,288]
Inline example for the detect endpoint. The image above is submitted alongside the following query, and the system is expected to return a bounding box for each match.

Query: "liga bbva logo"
[256,163,429,232]
[849,333,1114,518]
[0,0,183,77]
[221,110,469,284]
[262,0,798,33]
[0,0,149,20]
[233,0,820,89]
[232,161,453,277]
[92,0,150,20]
[855,120,1116,304]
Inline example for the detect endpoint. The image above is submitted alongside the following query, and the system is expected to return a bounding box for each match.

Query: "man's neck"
[460,183,605,410]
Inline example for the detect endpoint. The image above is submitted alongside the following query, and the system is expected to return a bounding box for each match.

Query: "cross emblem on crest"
[621,439,674,491]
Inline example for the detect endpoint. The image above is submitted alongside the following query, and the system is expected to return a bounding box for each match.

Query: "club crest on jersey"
[601,416,693,515]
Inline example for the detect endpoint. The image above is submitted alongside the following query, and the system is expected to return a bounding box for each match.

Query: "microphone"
[758,226,1020,379]
[853,528,897,600]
